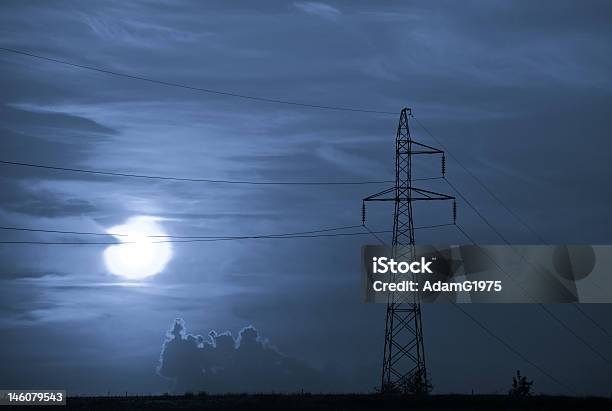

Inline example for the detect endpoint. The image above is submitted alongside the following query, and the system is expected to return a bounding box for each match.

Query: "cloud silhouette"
[158,318,324,394]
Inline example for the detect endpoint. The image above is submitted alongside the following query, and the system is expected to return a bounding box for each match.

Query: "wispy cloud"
[294,2,341,20]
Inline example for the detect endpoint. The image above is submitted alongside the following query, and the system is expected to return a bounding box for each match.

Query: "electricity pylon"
[362,108,455,394]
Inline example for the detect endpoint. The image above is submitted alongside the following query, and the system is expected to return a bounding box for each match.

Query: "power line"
[453,180,612,364]
[453,188,612,364]
[415,117,612,344]
[0,230,384,245]
[573,305,612,341]
[455,223,611,365]
[0,47,395,115]
[0,230,389,244]
[450,302,577,395]
[0,223,453,245]
[414,112,609,364]
[446,179,511,244]
[411,114,547,244]
[538,304,611,364]
[0,223,364,239]
[362,223,576,394]
[361,224,388,245]
[0,160,400,185]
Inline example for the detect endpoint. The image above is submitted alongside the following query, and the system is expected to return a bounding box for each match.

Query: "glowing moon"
[103,216,172,280]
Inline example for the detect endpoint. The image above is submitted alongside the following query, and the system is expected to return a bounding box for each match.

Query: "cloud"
[78,12,204,49]
[0,104,116,136]
[0,105,117,219]
[294,2,341,20]
[158,318,324,393]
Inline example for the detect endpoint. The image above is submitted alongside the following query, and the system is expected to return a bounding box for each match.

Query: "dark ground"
[20,394,611,410]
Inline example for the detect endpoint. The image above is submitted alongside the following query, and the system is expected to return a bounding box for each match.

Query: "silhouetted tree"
[379,371,432,395]
[509,369,533,397]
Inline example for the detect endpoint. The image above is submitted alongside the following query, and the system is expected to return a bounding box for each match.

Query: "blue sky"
[0,0,611,395]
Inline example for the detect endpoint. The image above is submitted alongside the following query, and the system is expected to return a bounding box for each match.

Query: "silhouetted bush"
[509,369,533,397]
[379,371,433,395]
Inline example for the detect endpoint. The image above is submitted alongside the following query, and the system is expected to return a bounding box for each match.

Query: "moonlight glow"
[103,216,173,279]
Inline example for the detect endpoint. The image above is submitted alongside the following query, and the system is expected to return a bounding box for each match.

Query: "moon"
[103,216,173,280]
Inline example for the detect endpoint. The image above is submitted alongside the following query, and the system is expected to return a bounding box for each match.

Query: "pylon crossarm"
[362,187,395,202]
[399,141,444,156]
[404,150,442,155]
[411,140,443,154]
[411,186,455,200]
[363,186,455,202]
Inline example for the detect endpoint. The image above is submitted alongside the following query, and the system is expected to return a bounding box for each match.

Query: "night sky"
[1,0,611,396]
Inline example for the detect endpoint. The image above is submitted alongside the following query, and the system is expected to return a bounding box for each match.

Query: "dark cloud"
[0,105,118,219]
[158,318,325,393]
[0,104,116,135]
[0,179,97,218]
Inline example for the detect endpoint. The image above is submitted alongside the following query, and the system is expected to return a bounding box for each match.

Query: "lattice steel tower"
[362,108,455,394]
